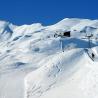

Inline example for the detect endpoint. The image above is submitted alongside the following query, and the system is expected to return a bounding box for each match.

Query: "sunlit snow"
[0,18,98,98]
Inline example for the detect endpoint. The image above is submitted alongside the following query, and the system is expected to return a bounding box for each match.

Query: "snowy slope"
[0,18,98,98]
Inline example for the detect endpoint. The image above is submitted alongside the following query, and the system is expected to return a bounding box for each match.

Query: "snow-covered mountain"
[0,18,98,98]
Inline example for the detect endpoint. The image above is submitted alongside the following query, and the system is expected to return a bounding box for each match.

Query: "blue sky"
[0,0,97,25]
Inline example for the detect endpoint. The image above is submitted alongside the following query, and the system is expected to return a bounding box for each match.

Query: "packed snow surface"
[0,18,98,98]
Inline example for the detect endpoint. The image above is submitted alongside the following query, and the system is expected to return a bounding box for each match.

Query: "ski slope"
[0,18,98,98]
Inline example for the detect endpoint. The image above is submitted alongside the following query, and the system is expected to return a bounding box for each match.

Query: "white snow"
[0,18,98,98]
